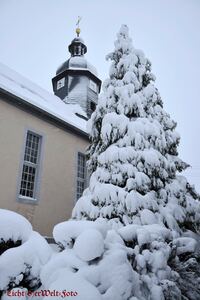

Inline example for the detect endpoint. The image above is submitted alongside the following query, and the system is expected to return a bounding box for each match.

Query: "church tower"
[52,24,101,118]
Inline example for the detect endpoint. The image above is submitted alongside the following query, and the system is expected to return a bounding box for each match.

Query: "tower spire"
[68,17,87,57]
[76,16,81,37]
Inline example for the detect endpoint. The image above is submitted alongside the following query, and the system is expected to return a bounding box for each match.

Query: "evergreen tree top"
[73,25,200,235]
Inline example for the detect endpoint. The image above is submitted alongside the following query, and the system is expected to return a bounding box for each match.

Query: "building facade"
[0,31,101,236]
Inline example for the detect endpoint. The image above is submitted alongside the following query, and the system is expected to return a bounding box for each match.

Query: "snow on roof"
[56,56,98,77]
[0,62,87,134]
[69,56,98,77]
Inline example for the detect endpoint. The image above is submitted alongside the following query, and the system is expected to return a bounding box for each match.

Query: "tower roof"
[68,36,87,56]
[56,56,98,77]
[56,33,98,77]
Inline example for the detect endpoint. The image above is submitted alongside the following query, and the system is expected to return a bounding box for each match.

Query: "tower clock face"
[57,78,65,90]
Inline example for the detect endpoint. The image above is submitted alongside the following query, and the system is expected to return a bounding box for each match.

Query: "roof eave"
[53,68,102,88]
[0,87,89,140]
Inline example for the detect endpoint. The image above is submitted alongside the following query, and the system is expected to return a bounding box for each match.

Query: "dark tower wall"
[52,74,68,101]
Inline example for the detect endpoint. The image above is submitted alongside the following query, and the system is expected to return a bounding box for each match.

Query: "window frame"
[75,152,87,201]
[56,77,65,90]
[17,129,43,204]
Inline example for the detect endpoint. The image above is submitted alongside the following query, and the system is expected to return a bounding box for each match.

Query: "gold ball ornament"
[76,28,81,36]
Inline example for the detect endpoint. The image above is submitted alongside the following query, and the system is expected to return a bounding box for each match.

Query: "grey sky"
[0,0,200,191]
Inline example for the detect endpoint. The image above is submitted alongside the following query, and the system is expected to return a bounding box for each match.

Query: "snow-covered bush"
[41,219,135,300]
[0,209,32,255]
[0,209,52,297]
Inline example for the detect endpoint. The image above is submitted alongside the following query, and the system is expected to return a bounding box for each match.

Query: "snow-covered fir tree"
[27,25,200,300]
[69,25,200,299]
[73,25,199,231]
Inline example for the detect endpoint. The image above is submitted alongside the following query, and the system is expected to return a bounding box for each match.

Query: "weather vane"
[76,16,82,37]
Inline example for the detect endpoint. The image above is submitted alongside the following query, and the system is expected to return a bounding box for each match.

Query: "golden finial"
[76,16,82,37]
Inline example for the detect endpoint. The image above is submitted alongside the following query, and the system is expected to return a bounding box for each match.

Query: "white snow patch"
[43,270,103,300]
[0,209,32,242]
[0,231,52,290]
[74,229,104,261]
[53,220,107,248]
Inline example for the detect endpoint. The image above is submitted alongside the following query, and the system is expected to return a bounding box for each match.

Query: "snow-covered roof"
[0,62,87,135]
[56,56,98,77]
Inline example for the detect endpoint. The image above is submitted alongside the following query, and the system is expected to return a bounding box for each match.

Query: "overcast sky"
[0,0,200,191]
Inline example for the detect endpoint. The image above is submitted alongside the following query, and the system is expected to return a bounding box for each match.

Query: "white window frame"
[57,77,65,90]
[76,152,87,201]
[18,130,43,204]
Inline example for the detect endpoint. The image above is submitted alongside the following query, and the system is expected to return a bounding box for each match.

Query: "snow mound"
[0,231,52,291]
[0,210,52,293]
[97,247,134,300]
[0,209,32,242]
[74,229,104,261]
[53,219,107,248]
[173,237,197,255]
[43,270,103,300]
[40,249,87,288]
[118,224,171,244]
[43,220,134,300]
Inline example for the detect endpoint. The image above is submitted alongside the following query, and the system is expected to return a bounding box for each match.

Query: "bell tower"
[52,22,101,118]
